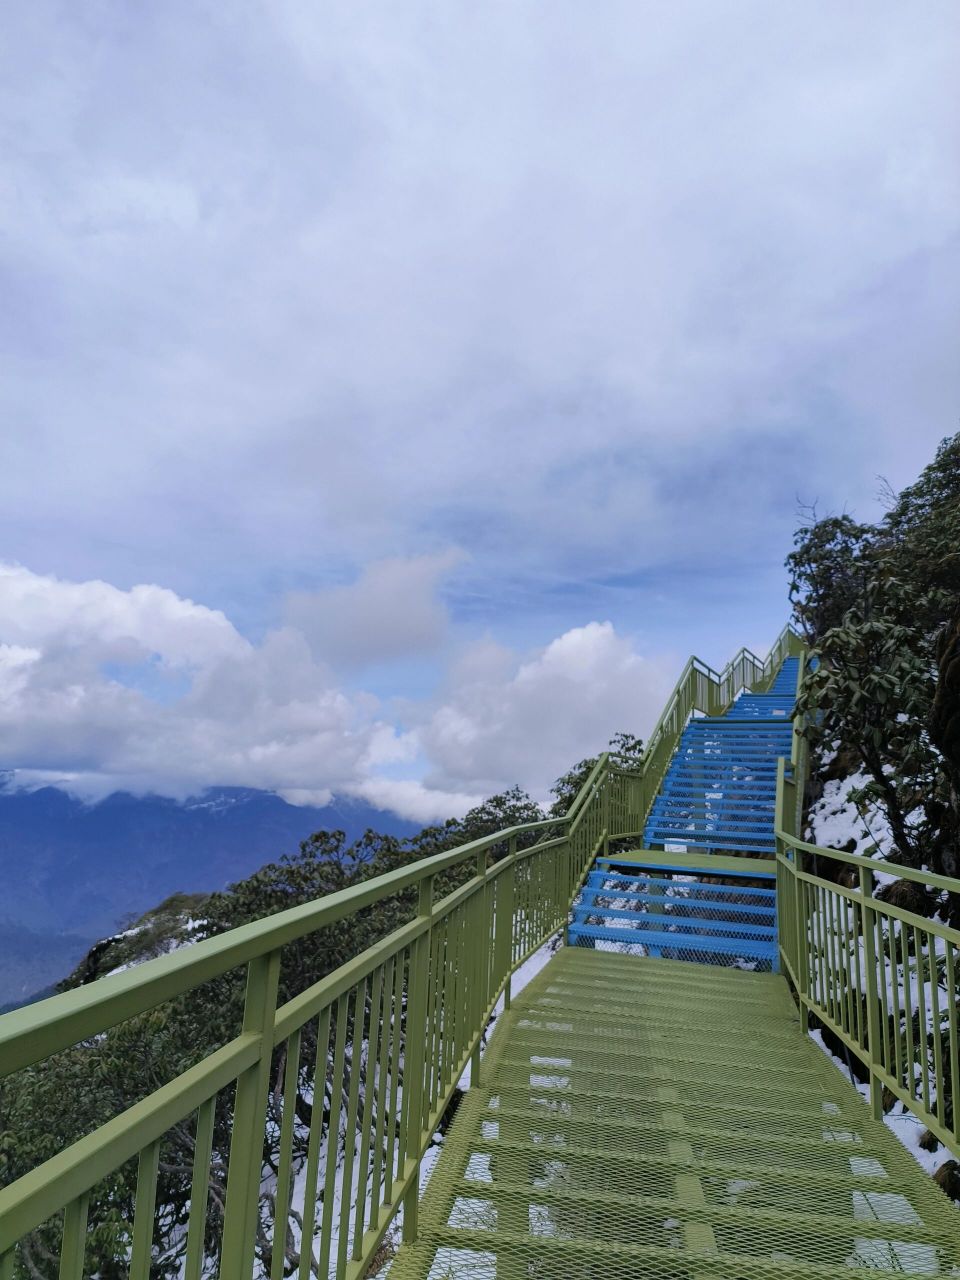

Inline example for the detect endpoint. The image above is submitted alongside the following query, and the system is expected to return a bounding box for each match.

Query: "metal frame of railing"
[775,663,960,1162]
[0,760,610,1279]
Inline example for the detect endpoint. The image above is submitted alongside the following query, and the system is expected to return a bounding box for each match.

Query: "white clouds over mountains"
[0,4,956,817]
[0,562,671,821]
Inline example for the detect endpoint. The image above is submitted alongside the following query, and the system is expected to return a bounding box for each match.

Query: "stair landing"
[387,947,960,1279]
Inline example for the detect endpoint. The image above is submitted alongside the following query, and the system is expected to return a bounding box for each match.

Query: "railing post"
[471,848,488,1089]
[859,865,884,1120]
[499,836,516,1009]
[794,850,809,1001]
[402,874,434,1244]
[601,772,610,852]
[220,949,281,1279]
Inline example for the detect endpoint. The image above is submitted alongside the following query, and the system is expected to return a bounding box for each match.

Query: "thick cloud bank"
[0,563,671,821]
[0,2,956,626]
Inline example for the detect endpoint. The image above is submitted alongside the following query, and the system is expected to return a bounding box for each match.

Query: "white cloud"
[0,5,956,819]
[0,564,676,823]
[0,563,247,668]
[286,550,463,667]
[419,622,675,803]
[0,1,956,611]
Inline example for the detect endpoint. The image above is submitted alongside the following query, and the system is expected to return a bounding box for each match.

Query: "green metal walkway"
[388,948,960,1279]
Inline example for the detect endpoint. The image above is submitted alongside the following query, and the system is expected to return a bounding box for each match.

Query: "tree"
[549,732,645,816]
[789,431,960,885]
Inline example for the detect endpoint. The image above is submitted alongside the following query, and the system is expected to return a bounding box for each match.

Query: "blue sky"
[1,2,958,819]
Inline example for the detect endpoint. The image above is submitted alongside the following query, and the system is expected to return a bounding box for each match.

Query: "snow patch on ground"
[809,1014,951,1180]
[807,769,896,862]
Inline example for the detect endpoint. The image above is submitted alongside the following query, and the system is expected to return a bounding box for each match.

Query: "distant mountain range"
[0,782,418,1007]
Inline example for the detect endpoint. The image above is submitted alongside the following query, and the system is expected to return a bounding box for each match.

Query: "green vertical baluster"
[856,892,867,1047]
[221,950,281,1279]
[929,935,945,1131]
[817,883,828,1013]
[471,848,486,1088]
[447,918,459,1086]
[58,1192,89,1280]
[843,894,856,1040]
[946,943,959,1146]
[353,968,384,1258]
[428,922,443,1107]
[436,922,450,1095]
[914,927,931,1116]
[798,877,810,1001]
[458,899,469,1053]
[876,910,893,1081]
[269,1032,301,1280]
[316,997,348,1279]
[337,982,366,1275]
[500,845,515,1003]
[0,1251,14,1280]
[402,875,434,1244]
[834,892,847,1030]
[835,892,848,1032]
[453,907,463,1070]
[824,889,837,1023]
[859,866,883,1119]
[890,919,904,1086]
[295,1008,332,1279]
[185,1096,216,1280]
[824,886,835,1019]
[383,957,404,1203]
[369,957,394,1231]
[902,925,916,1102]
[130,1140,160,1280]
[810,883,822,1009]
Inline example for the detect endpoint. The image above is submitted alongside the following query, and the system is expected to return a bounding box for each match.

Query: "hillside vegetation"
[791,432,960,893]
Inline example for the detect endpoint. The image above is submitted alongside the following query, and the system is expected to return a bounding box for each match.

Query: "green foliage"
[786,513,874,642]
[549,732,644,817]
[790,432,960,880]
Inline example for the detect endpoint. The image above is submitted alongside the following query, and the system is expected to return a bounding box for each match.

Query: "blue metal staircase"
[644,654,799,855]
[567,656,801,968]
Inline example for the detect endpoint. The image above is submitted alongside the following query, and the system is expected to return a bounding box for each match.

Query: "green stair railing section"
[0,759,610,1279]
[609,622,806,837]
[775,699,960,1163]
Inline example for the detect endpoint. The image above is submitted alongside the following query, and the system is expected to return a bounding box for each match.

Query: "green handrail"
[775,694,960,1162]
[0,761,611,1278]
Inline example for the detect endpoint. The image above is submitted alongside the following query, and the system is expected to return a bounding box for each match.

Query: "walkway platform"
[388,948,960,1279]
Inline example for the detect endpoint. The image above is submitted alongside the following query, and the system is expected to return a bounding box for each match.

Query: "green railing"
[612,623,805,835]
[0,760,610,1279]
[775,691,960,1162]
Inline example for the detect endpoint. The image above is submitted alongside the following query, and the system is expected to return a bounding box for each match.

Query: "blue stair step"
[567,922,778,960]
[579,890,777,920]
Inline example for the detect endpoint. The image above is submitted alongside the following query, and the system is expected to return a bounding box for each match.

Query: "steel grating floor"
[387,947,960,1279]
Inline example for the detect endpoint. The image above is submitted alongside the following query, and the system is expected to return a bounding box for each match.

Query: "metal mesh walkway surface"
[387,947,960,1279]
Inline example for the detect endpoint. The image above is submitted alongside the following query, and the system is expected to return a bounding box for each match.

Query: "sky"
[1,1,958,820]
